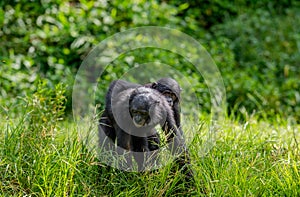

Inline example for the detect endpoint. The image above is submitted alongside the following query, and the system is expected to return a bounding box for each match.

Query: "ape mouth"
[133,119,147,128]
[132,115,151,128]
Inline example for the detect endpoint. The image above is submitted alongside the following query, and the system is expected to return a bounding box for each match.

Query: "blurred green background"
[1,0,299,120]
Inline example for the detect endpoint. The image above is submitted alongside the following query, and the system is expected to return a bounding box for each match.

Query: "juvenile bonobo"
[149,78,192,177]
[149,78,182,130]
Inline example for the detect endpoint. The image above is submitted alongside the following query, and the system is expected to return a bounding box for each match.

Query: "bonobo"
[149,78,182,132]
[100,78,183,142]
[99,79,192,177]
[99,80,140,142]
[110,86,179,152]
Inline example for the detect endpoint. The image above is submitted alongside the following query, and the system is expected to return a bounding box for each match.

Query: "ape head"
[152,78,181,107]
[129,87,162,128]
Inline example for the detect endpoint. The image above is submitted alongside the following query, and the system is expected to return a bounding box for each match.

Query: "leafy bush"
[0,0,181,113]
[1,0,300,119]
[165,0,299,29]
[210,8,300,118]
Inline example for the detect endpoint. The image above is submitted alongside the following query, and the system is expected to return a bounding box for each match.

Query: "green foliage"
[1,0,300,119]
[0,0,181,113]
[210,8,300,118]
[166,0,299,29]
[25,80,67,131]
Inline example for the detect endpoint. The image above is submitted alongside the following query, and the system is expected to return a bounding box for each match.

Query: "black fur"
[110,86,178,151]
[99,80,192,177]
[100,78,183,144]
[151,77,182,130]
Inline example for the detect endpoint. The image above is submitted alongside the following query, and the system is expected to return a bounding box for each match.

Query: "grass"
[1,109,299,196]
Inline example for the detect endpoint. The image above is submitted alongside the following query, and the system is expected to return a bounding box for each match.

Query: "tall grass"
[1,114,299,196]
[0,82,299,196]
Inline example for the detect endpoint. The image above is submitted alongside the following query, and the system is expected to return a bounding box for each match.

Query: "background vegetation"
[1,0,299,119]
[1,0,300,196]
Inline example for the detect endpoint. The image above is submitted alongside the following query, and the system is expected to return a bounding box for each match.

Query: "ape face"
[129,95,150,127]
[130,109,149,127]
[151,78,182,129]
[152,78,181,107]
[129,92,159,128]
[161,90,177,106]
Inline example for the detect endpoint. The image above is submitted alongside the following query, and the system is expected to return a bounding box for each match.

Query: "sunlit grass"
[1,111,299,196]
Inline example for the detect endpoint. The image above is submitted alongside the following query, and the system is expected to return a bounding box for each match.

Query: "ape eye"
[131,109,137,114]
[139,111,148,116]
[131,109,147,116]
[171,94,177,101]
[163,92,176,101]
